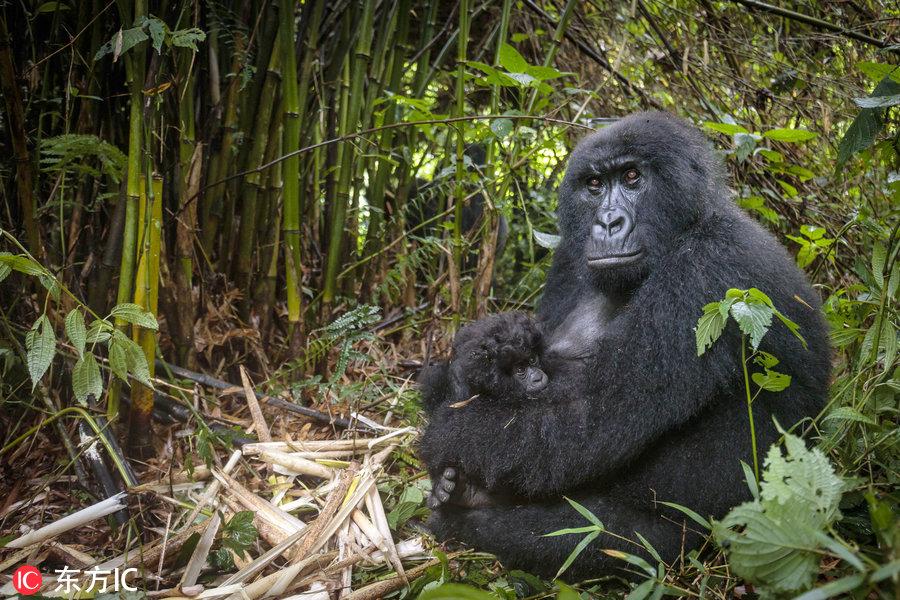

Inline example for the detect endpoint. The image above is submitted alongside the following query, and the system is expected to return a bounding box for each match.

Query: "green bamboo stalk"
[449,0,471,318]
[526,0,577,113]
[474,0,513,317]
[128,175,162,458]
[361,0,410,290]
[108,0,146,420]
[233,32,282,315]
[321,0,376,309]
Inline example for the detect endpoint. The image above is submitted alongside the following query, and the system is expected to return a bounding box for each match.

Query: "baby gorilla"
[421,312,548,511]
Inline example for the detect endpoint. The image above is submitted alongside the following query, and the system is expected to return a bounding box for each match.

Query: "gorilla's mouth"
[586,249,644,268]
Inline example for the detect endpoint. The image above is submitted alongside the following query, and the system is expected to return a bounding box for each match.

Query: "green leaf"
[740,460,759,499]
[836,76,900,169]
[791,573,866,600]
[625,579,656,600]
[564,496,603,528]
[714,434,846,597]
[94,26,149,62]
[703,121,750,135]
[110,303,159,329]
[85,319,112,343]
[533,230,560,249]
[600,549,656,577]
[418,584,498,600]
[170,27,206,51]
[854,93,900,108]
[762,128,817,142]
[821,406,876,425]
[554,581,581,600]
[544,525,601,536]
[497,42,529,73]
[26,315,56,389]
[108,337,129,382]
[695,303,727,356]
[730,300,773,350]
[490,117,513,139]
[72,354,103,404]
[145,16,166,53]
[752,369,791,392]
[657,501,711,530]
[0,253,44,276]
[856,61,900,83]
[65,310,87,358]
[525,65,567,81]
[555,530,599,578]
[112,331,153,386]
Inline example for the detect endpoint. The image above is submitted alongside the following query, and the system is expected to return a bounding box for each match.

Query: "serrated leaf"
[110,303,159,329]
[108,337,129,382]
[113,332,153,386]
[65,310,86,358]
[497,42,528,73]
[85,319,112,343]
[145,16,166,53]
[26,315,56,388]
[872,241,886,287]
[856,61,900,83]
[94,26,148,62]
[0,254,44,276]
[695,304,726,356]
[730,300,773,350]
[170,27,206,51]
[533,230,560,249]
[72,353,102,404]
[762,128,817,142]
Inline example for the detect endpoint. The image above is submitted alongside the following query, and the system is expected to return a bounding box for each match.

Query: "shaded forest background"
[0,0,897,598]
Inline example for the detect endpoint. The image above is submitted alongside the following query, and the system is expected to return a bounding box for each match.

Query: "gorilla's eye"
[623,168,641,186]
[586,176,602,189]
[514,365,527,378]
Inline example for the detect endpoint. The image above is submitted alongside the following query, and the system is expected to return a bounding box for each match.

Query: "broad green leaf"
[703,121,749,135]
[497,42,529,73]
[38,273,60,301]
[740,460,759,499]
[854,93,900,108]
[625,578,656,600]
[525,65,567,81]
[26,314,56,389]
[145,16,166,53]
[85,320,112,343]
[751,369,791,392]
[836,76,900,169]
[112,330,153,386]
[763,128,817,142]
[72,353,103,404]
[856,61,900,83]
[65,310,87,358]
[800,225,826,240]
[94,26,149,62]
[111,303,159,329]
[554,581,580,600]
[533,230,560,249]
[0,253,44,276]
[695,304,726,356]
[418,584,498,600]
[170,27,206,51]
[490,117,513,139]
[872,241,886,287]
[108,337,129,382]
[713,434,845,597]
[792,573,866,600]
[730,300,773,350]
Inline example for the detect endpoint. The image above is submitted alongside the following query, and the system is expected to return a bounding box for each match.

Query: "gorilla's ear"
[418,362,452,414]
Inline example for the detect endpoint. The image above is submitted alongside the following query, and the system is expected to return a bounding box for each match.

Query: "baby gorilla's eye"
[529,356,538,366]
[587,176,602,188]
[623,168,641,185]
[514,365,527,378]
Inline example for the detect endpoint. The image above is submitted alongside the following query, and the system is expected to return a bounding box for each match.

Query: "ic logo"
[12,565,42,595]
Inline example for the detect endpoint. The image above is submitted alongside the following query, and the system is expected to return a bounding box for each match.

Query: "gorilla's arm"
[419,263,743,498]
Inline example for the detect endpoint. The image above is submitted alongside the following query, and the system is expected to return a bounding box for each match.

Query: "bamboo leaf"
[65,310,87,358]
[554,530,599,578]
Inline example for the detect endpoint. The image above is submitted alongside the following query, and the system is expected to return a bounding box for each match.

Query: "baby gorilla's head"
[451,312,549,402]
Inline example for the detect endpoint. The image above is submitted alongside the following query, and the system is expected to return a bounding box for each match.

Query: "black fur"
[418,112,831,579]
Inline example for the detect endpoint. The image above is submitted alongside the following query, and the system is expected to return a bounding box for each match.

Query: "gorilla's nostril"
[609,216,625,235]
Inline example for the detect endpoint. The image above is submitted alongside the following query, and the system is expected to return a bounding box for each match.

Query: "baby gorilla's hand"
[427,467,497,509]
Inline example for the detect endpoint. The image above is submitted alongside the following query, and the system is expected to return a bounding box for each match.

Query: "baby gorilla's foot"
[427,467,498,509]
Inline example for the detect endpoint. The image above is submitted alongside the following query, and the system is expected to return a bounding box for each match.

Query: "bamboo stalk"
[128,175,162,458]
[321,0,376,310]
[108,0,147,421]
[449,0,471,320]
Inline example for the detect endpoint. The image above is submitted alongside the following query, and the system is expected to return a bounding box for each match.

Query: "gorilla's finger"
[427,493,441,509]
[440,478,456,493]
[437,488,451,503]
[443,466,457,480]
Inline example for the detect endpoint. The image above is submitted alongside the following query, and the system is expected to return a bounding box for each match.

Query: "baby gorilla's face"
[512,356,549,395]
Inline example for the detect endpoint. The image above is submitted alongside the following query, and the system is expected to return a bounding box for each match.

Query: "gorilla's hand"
[427,466,499,509]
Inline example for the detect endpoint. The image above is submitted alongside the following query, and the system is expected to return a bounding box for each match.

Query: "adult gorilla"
[419,112,830,578]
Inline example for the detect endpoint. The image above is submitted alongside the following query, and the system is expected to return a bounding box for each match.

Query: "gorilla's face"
[557,112,717,292]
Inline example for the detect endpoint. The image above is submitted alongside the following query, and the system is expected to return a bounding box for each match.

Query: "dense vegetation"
[0,0,896,598]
